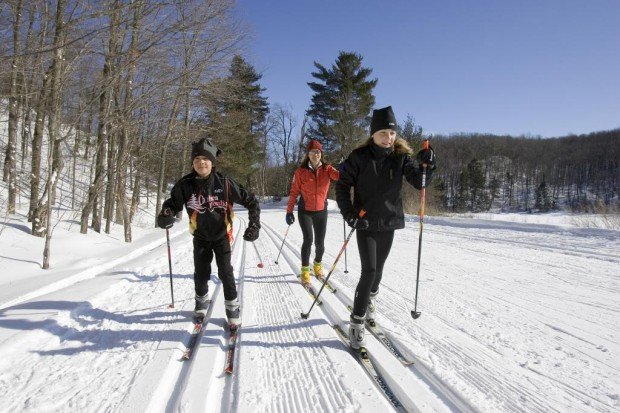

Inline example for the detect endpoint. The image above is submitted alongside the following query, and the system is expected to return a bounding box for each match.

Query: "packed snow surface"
[0,202,618,412]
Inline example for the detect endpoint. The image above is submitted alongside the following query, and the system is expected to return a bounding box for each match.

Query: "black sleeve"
[403,155,434,190]
[161,180,186,214]
[335,153,359,220]
[227,177,261,228]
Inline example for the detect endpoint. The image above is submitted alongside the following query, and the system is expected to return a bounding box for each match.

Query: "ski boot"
[300,265,311,285]
[366,290,378,327]
[225,298,240,326]
[349,314,367,350]
[313,261,324,280]
[194,293,210,320]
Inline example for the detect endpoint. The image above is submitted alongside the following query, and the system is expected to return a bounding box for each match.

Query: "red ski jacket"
[287,163,339,213]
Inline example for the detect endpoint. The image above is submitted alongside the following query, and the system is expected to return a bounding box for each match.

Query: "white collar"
[308,161,322,171]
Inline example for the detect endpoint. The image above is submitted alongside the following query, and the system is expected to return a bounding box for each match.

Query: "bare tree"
[3,0,23,215]
[268,103,298,166]
[41,0,66,269]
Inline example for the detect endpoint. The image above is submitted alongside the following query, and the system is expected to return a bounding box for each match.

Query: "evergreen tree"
[467,159,487,212]
[454,169,470,212]
[306,51,377,155]
[205,55,269,186]
[535,181,552,212]
[398,115,424,149]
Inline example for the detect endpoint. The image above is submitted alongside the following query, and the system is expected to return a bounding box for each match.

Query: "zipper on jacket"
[315,168,319,210]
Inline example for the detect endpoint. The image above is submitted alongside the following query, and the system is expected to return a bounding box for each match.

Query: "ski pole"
[301,210,366,319]
[165,228,175,309]
[274,224,291,265]
[251,240,264,268]
[343,219,349,273]
[412,139,429,319]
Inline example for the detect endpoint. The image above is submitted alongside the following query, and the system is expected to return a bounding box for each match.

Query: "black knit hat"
[370,106,397,136]
[191,138,221,163]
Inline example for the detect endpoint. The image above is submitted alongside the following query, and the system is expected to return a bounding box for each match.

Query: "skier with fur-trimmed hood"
[336,106,436,350]
[157,137,260,325]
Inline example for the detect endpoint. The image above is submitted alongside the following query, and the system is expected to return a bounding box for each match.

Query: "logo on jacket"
[187,193,227,214]
[187,193,207,213]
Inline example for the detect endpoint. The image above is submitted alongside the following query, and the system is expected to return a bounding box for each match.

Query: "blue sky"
[236,0,619,137]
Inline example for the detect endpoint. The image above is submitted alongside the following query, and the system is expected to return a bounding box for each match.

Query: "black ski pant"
[193,236,237,301]
[351,229,395,318]
[298,209,328,267]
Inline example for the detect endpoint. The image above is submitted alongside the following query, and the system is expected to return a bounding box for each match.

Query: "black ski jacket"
[336,140,433,232]
[162,171,260,242]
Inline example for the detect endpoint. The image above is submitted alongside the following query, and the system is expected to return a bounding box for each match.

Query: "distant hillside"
[423,129,619,213]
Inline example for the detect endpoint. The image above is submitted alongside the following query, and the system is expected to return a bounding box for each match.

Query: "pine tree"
[535,181,552,212]
[398,115,424,149]
[467,159,487,212]
[205,55,269,187]
[306,51,377,155]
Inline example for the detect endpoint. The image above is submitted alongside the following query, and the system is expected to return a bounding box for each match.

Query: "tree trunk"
[4,0,23,215]
[29,71,49,230]
[42,0,66,269]
[155,91,182,225]
[115,0,143,242]
[80,0,120,234]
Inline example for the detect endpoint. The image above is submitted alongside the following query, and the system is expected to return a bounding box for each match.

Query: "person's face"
[192,156,213,177]
[372,129,397,148]
[308,149,322,164]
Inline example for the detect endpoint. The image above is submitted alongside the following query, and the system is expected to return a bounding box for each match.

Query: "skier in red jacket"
[286,140,339,284]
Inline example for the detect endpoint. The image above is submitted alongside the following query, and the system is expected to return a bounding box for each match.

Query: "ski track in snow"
[236,217,390,412]
[269,208,618,413]
[234,230,358,412]
[0,206,618,412]
[0,235,198,412]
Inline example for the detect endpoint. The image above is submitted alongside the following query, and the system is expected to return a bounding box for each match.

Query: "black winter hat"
[370,106,397,136]
[191,138,221,163]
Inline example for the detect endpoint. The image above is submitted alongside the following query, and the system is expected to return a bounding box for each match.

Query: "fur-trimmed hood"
[358,137,413,156]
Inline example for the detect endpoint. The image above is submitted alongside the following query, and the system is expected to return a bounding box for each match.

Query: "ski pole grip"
[358,209,366,218]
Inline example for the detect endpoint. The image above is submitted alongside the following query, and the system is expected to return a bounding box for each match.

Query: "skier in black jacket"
[336,106,436,350]
[157,138,260,325]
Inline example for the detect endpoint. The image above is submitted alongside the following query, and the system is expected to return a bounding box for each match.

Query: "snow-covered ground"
[0,196,618,412]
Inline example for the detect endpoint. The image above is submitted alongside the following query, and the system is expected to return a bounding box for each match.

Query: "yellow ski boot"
[313,261,324,280]
[300,266,311,285]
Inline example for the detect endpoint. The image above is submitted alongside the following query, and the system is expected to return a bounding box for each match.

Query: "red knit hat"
[307,140,322,152]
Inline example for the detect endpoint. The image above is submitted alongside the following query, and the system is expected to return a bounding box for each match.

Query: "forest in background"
[1,1,618,268]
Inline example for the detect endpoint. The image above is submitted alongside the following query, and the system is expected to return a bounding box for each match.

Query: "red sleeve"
[286,169,302,213]
[328,164,340,181]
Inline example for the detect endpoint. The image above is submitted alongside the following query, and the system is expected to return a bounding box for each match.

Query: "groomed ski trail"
[261,218,474,413]
[232,221,388,412]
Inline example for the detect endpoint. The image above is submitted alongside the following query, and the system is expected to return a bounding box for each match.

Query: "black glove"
[285,212,295,225]
[416,145,436,169]
[157,208,175,229]
[346,215,369,230]
[243,224,260,241]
